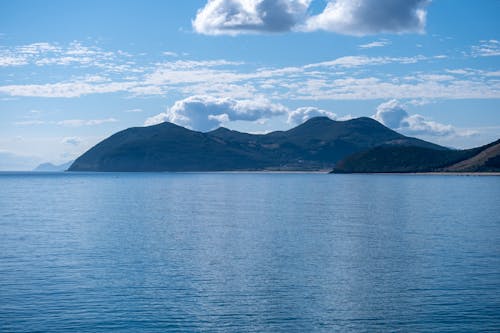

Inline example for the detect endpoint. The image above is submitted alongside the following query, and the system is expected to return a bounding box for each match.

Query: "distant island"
[34,160,74,172]
[67,117,499,173]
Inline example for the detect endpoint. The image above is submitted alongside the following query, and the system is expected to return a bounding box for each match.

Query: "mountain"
[34,160,74,172]
[443,140,500,172]
[68,117,444,172]
[332,139,500,173]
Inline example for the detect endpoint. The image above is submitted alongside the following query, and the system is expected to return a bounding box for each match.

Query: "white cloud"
[402,114,456,137]
[14,120,47,126]
[359,39,391,49]
[61,137,82,146]
[287,106,337,124]
[0,55,29,67]
[0,81,136,98]
[484,70,500,77]
[373,99,473,137]
[145,95,287,131]
[0,41,137,75]
[193,0,429,36]
[290,75,500,101]
[304,55,426,69]
[144,113,170,127]
[57,118,118,127]
[145,95,343,130]
[153,59,243,70]
[305,0,429,36]
[15,118,118,127]
[193,0,311,35]
[2,55,500,102]
[83,75,110,83]
[124,108,143,113]
[1,41,499,103]
[446,69,469,75]
[472,39,500,57]
[163,51,179,57]
[373,99,409,129]
[417,74,454,82]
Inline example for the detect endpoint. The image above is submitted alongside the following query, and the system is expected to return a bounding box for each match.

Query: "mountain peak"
[208,126,232,134]
[69,116,444,172]
[302,116,336,124]
[346,116,381,126]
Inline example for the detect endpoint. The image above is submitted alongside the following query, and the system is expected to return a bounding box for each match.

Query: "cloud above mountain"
[145,95,480,137]
[287,107,337,125]
[373,99,474,137]
[145,95,287,131]
[193,0,430,36]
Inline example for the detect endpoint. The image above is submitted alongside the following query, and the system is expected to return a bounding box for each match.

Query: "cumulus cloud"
[193,0,430,36]
[193,0,311,35]
[373,99,409,129]
[144,95,288,131]
[373,99,472,137]
[145,95,346,130]
[287,106,337,125]
[305,0,429,35]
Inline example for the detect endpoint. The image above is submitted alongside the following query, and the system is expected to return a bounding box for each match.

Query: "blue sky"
[0,0,499,169]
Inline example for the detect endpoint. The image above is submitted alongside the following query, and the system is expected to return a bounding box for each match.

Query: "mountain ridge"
[68,117,446,172]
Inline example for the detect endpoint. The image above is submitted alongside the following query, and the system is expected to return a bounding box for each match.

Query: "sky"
[0,0,499,170]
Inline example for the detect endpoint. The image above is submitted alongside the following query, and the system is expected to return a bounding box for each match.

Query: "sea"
[0,172,499,332]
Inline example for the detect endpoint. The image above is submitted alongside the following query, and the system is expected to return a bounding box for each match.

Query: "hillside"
[69,117,444,172]
[443,140,500,172]
[332,139,500,173]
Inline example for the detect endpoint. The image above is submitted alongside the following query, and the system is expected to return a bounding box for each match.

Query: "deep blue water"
[0,172,499,332]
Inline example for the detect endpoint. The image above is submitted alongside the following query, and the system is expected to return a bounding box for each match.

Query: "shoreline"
[332,172,500,176]
[2,170,499,176]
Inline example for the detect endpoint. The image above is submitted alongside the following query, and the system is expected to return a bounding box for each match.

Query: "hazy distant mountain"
[69,117,444,172]
[332,139,500,173]
[34,160,73,172]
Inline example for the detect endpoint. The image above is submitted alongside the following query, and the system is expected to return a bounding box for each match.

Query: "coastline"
[331,172,500,176]
[2,170,499,176]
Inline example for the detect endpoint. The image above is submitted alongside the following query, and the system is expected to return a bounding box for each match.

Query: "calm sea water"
[0,172,499,332]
